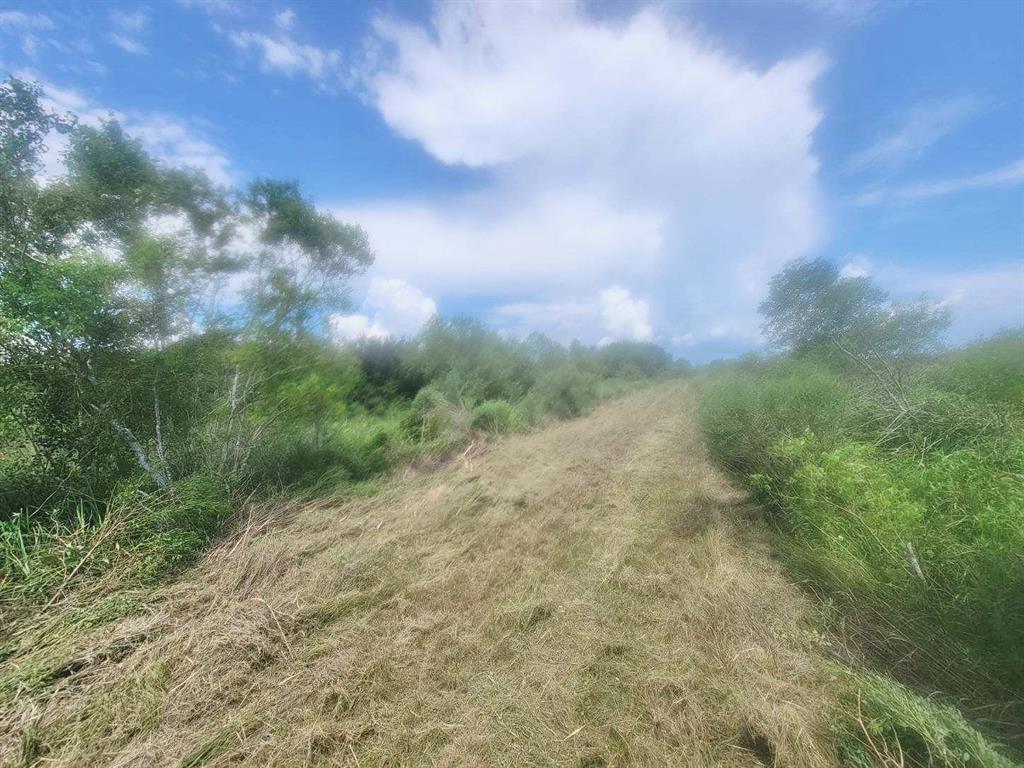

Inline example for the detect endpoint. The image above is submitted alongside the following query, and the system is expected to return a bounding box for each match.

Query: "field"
[0,383,831,765]
[3,382,1015,766]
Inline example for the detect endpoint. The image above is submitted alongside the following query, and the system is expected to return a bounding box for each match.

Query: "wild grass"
[831,667,1016,768]
[1,475,231,615]
[0,384,839,767]
[699,332,1024,753]
[2,321,665,615]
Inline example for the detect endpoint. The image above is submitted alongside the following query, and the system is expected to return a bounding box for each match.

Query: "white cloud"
[847,96,981,172]
[275,9,296,31]
[108,9,149,54]
[128,114,235,186]
[230,27,340,85]
[110,10,148,32]
[108,32,148,54]
[330,278,437,342]
[24,74,235,187]
[333,193,663,297]
[493,286,653,345]
[873,261,1024,342]
[493,297,597,343]
[857,157,1024,205]
[0,10,56,59]
[600,287,653,342]
[0,11,54,30]
[329,313,389,342]
[839,254,872,279]
[349,0,825,349]
[177,0,243,15]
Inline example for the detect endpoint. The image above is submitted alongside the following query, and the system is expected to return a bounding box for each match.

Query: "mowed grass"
[0,383,837,766]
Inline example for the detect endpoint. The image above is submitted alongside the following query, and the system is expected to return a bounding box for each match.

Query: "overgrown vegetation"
[0,77,675,611]
[700,257,1023,761]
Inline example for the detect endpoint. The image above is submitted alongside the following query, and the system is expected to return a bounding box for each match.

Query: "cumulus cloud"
[600,287,653,342]
[839,254,872,279]
[494,286,654,345]
[330,278,437,342]
[347,0,825,349]
[330,313,389,342]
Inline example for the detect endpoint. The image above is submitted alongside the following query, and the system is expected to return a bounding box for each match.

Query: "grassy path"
[1,383,840,766]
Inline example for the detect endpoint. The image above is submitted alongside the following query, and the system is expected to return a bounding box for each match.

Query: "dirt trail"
[1,383,839,767]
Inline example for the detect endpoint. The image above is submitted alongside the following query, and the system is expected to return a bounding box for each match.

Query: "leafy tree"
[760,258,949,359]
[0,76,373,514]
[760,258,950,409]
[244,180,373,338]
[415,316,535,403]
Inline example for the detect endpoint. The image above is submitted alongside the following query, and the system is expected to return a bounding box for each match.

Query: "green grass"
[831,667,1016,768]
[698,333,1024,750]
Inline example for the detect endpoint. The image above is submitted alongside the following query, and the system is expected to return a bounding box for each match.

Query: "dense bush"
[530,365,601,419]
[699,359,853,476]
[472,399,520,434]
[1,474,231,604]
[699,333,1024,712]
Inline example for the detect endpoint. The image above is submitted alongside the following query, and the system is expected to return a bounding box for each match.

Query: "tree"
[244,180,373,338]
[0,76,374,514]
[760,257,950,405]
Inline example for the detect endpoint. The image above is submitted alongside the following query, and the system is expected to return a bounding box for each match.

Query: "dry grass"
[0,383,839,766]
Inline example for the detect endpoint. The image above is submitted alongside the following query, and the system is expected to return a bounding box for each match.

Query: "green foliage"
[530,365,601,419]
[113,474,232,581]
[699,359,851,477]
[831,668,1015,768]
[598,341,671,378]
[0,476,230,603]
[244,179,373,337]
[351,338,427,404]
[760,257,949,361]
[472,399,520,434]
[415,316,535,404]
[922,332,1024,411]
[408,385,472,449]
[699,334,1024,725]
[0,75,679,611]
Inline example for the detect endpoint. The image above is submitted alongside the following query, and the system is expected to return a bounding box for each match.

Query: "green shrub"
[0,500,105,604]
[472,399,520,434]
[923,332,1024,411]
[699,360,851,477]
[532,365,600,419]
[113,474,231,581]
[408,385,472,449]
[0,474,231,604]
[699,337,1024,724]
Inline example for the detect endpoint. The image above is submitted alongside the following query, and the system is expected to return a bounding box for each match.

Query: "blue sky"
[2,0,1021,361]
